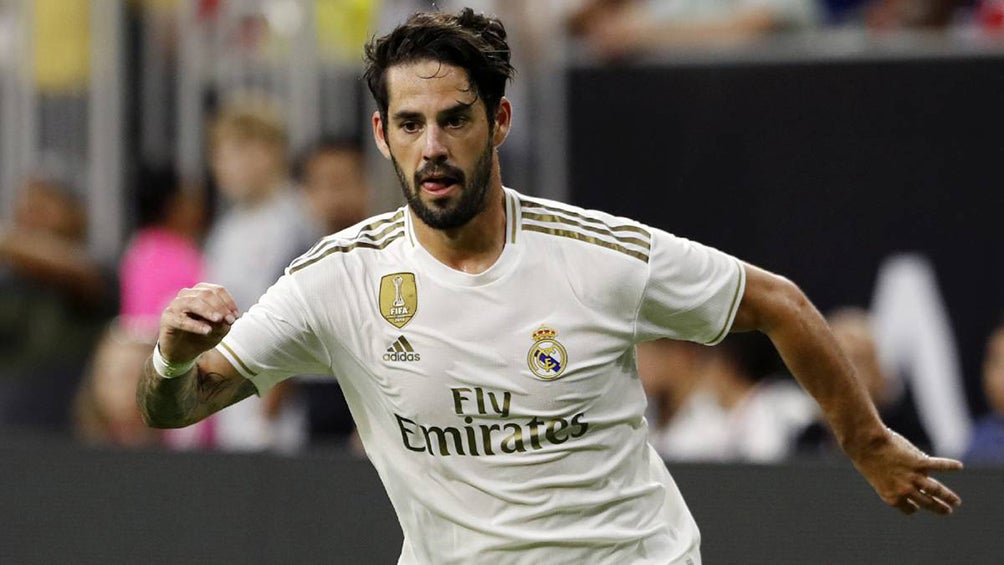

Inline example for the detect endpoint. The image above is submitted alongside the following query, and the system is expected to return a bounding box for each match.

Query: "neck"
[411,176,507,275]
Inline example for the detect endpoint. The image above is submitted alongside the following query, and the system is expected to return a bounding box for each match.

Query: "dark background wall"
[2,432,1000,564]
[568,55,1004,415]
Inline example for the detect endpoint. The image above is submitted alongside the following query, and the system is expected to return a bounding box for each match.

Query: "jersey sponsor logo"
[394,386,589,457]
[379,272,417,328]
[383,335,420,362]
[527,326,568,380]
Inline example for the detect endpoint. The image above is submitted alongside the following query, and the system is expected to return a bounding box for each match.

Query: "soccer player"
[138,9,962,564]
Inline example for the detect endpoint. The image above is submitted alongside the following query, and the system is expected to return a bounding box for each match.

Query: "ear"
[372,110,391,160]
[492,97,512,148]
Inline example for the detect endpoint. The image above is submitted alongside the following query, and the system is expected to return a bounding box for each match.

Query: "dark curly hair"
[364,8,514,131]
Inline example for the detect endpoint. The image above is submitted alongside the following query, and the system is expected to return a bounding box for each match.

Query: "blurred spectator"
[644,332,817,462]
[297,136,370,237]
[796,308,932,456]
[865,0,960,30]
[568,0,820,59]
[74,167,207,448]
[0,173,117,432]
[963,319,1004,464]
[168,94,316,452]
[74,323,160,448]
[637,338,706,432]
[120,168,208,337]
[295,137,373,447]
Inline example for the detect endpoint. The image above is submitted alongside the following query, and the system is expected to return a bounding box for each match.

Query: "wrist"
[838,420,890,458]
[152,342,196,378]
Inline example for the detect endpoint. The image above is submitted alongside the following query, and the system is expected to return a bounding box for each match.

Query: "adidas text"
[383,351,421,362]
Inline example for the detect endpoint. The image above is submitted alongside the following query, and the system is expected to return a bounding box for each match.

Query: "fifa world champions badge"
[527,326,568,380]
[380,272,418,328]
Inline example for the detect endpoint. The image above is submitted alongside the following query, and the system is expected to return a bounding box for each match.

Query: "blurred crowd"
[1,97,370,452]
[564,0,1004,59]
[0,0,1003,464]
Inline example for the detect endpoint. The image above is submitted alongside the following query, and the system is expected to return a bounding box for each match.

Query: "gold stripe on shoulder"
[289,231,405,274]
[220,341,258,377]
[519,199,651,238]
[522,224,649,263]
[360,210,405,234]
[293,219,404,269]
[522,211,651,251]
[359,221,404,243]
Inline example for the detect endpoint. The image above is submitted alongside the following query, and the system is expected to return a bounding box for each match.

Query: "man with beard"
[138,8,962,564]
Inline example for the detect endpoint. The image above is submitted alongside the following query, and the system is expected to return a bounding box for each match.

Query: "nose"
[422,124,448,162]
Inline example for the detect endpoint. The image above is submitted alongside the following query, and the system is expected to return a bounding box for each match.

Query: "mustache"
[414,162,466,187]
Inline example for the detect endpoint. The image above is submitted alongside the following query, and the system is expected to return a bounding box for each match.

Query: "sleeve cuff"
[704,258,746,346]
[215,340,270,396]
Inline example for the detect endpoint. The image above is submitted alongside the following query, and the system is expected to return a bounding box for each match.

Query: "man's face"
[373,61,506,230]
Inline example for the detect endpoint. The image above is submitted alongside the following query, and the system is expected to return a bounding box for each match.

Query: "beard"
[392,139,494,231]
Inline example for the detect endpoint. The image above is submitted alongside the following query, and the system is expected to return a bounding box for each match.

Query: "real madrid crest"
[527,326,568,380]
[379,272,417,328]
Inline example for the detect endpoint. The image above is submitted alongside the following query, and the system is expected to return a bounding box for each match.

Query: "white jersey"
[218,188,745,564]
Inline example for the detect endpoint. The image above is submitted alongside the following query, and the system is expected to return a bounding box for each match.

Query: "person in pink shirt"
[75,168,208,448]
[120,228,203,325]
[120,168,207,336]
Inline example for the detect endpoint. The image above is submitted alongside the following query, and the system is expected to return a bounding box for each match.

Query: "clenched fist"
[158,283,241,366]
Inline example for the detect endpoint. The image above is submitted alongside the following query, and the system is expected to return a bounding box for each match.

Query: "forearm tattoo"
[137,357,255,428]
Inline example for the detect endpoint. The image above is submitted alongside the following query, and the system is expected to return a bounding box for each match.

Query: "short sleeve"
[216,273,330,394]
[635,229,745,345]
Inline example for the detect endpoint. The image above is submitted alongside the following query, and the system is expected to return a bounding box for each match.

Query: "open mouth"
[419,174,460,195]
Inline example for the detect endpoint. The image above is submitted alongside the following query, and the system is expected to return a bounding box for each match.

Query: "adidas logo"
[383,335,421,362]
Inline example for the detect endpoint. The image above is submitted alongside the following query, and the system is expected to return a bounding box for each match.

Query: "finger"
[916,477,961,508]
[166,310,213,336]
[198,283,241,320]
[920,456,963,472]
[894,498,919,515]
[165,296,227,334]
[195,283,242,319]
[911,489,954,516]
[177,294,231,325]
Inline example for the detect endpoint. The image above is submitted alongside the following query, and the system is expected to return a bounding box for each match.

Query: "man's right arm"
[138,349,256,428]
[137,283,255,428]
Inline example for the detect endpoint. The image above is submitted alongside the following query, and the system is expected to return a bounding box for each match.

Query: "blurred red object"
[980,0,1004,32]
[198,0,221,21]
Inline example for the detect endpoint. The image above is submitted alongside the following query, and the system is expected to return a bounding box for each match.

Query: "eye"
[444,115,468,129]
[400,121,421,134]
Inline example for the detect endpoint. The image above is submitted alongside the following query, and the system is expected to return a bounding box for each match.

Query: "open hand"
[849,428,962,515]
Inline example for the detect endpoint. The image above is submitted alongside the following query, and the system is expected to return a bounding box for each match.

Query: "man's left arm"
[731,262,962,515]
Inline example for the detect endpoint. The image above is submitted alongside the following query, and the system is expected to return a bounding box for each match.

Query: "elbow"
[775,275,811,316]
[763,275,812,333]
